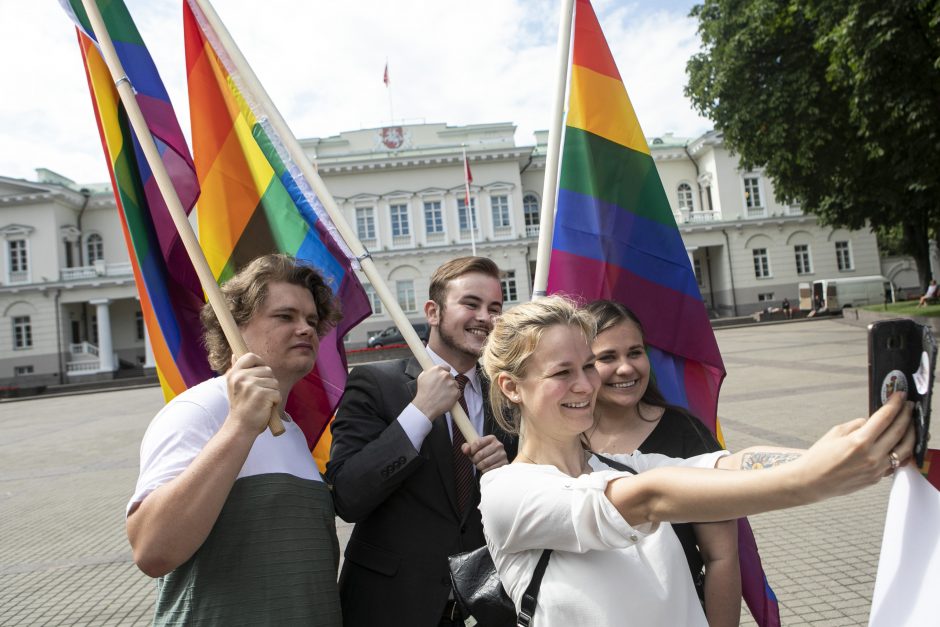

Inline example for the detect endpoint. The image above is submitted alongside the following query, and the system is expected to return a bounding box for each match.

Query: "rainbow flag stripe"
[547,0,724,428]
[67,0,212,400]
[184,0,370,455]
[547,2,779,626]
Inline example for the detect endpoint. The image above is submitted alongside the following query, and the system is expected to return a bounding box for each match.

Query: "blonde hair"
[481,295,596,434]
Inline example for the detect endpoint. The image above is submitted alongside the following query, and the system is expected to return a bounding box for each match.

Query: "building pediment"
[482,181,515,191]
[0,223,35,238]
[381,190,415,200]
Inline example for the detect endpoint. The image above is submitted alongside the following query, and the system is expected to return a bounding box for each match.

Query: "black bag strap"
[517,548,553,627]
[591,452,638,475]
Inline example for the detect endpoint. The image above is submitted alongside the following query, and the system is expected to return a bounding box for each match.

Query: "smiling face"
[504,324,600,441]
[426,271,503,372]
[238,281,320,385]
[591,320,651,412]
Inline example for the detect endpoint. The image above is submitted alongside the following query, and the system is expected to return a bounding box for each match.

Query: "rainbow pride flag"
[183,0,370,460]
[546,2,779,625]
[65,0,212,400]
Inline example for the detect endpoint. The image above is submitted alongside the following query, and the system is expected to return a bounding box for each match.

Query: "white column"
[143,320,156,368]
[90,298,115,372]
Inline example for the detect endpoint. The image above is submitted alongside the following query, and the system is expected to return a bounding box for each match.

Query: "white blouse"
[479,450,728,627]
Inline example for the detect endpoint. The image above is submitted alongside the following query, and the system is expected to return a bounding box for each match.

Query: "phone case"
[868,319,936,467]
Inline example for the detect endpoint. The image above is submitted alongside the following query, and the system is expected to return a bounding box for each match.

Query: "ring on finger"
[889,451,901,471]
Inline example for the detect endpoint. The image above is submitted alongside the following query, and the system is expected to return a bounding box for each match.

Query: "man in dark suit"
[327,257,517,627]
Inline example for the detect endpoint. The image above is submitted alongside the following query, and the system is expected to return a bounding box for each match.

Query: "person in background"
[586,299,740,626]
[918,279,937,307]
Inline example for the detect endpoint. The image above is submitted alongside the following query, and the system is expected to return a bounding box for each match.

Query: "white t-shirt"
[480,450,728,627]
[127,376,321,516]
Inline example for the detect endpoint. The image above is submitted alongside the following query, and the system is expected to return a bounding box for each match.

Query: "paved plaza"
[0,318,917,625]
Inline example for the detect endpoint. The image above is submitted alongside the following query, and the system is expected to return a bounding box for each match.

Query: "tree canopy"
[686,0,940,286]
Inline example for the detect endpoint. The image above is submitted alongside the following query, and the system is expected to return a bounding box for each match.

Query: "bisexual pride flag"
[546,1,780,625]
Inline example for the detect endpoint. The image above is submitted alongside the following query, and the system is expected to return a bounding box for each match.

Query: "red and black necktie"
[451,374,475,514]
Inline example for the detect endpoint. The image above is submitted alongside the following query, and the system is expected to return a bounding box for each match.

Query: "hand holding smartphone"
[868,319,936,467]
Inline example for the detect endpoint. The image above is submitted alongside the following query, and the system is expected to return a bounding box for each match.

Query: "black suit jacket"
[326,357,517,627]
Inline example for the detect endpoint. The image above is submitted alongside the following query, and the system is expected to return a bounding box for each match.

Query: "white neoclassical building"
[0,122,885,387]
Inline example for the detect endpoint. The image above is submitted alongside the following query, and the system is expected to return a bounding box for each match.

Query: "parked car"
[367,322,430,348]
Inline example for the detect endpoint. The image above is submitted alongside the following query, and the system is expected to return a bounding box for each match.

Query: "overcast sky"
[0,0,710,185]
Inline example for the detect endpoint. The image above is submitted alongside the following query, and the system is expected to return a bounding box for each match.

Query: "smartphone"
[868,319,936,467]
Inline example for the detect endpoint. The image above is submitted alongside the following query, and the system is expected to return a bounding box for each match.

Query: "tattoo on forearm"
[740,452,802,470]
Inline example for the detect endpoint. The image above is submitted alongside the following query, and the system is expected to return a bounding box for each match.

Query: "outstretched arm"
[605,393,914,527]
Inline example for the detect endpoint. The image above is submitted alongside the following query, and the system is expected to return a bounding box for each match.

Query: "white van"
[799,276,894,310]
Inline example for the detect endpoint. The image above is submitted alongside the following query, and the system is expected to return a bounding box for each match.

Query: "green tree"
[686,0,940,288]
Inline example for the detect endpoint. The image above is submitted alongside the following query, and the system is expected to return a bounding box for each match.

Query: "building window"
[491,195,511,229]
[8,238,28,282]
[693,257,704,286]
[356,207,376,241]
[424,201,444,234]
[523,194,540,236]
[364,284,383,315]
[500,270,518,302]
[135,311,145,341]
[92,315,99,345]
[12,316,32,350]
[457,198,478,232]
[13,365,34,376]
[758,292,775,302]
[744,176,763,210]
[389,203,410,237]
[396,280,416,312]
[86,233,104,264]
[794,244,813,275]
[677,183,694,211]
[835,241,853,271]
[752,248,771,278]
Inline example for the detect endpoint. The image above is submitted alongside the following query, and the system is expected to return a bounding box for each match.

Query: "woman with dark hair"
[586,299,739,626]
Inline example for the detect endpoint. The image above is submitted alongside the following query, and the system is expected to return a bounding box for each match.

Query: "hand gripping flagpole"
[532,0,576,298]
[79,0,285,436]
[191,0,480,443]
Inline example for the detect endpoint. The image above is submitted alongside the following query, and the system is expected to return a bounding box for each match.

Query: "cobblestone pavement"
[0,319,914,625]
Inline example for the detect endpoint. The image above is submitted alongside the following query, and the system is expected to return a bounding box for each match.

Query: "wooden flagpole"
[79,0,285,436]
[191,0,480,443]
[532,0,576,298]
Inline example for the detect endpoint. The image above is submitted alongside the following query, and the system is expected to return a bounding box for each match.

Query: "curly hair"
[200,254,341,372]
[480,295,596,434]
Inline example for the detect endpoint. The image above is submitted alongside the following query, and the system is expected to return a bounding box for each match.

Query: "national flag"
[545,1,779,625]
[463,148,473,207]
[383,62,390,87]
[65,0,212,401]
[184,0,370,462]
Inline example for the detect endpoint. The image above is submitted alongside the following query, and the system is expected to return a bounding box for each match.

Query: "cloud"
[0,0,707,185]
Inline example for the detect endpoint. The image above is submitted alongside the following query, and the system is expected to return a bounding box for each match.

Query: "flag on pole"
[64,0,212,401]
[545,1,779,625]
[463,148,473,206]
[383,61,390,87]
[184,0,370,461]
